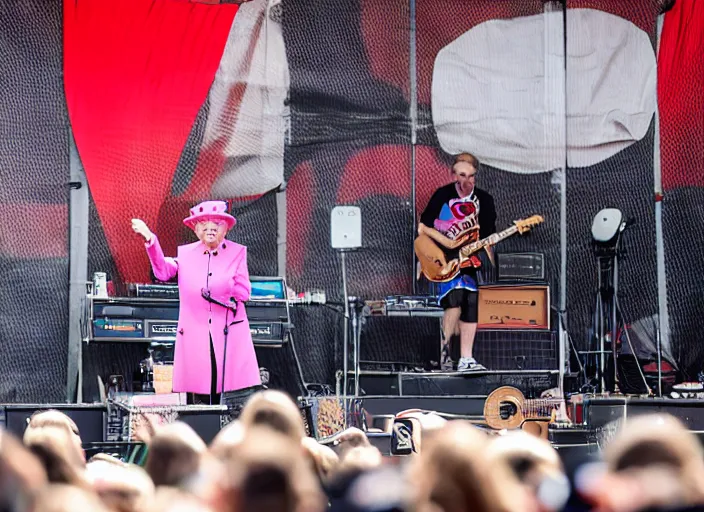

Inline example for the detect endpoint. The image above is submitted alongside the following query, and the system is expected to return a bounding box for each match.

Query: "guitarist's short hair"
[453,152,480,171]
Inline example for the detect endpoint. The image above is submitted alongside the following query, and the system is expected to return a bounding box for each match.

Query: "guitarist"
[418,153,496,371]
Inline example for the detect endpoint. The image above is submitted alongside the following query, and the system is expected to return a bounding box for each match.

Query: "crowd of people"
[2,389,704,512]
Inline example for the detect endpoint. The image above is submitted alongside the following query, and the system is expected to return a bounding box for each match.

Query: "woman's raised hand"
[131,219,154,242]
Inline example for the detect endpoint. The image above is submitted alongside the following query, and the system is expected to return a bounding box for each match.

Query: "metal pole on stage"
[559,3,568,395]
[340,250,350,426]
[409,0,418,295]
[611,255,620,392]
[544,1,568,394]
[67,133,89,403]
[597,265,606,393]
[352,298,360,398]
[276,180,288,278]
[653,14,667,398]
[331,206,362,427]
[656,316,663,397]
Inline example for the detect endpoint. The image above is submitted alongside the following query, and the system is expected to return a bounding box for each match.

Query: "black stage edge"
[351,370,559,397]
[584,396,704,429]
[361,395,486,418]
[6,396,704,460]
[0,404,106,444]
[172,408,229,444]
[0,403,229,446]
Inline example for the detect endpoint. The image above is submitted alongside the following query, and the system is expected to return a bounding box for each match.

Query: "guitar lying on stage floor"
[483,386,564,434]
[414,215,544,283]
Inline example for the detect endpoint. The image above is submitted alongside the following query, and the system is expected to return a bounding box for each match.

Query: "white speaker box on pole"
[331,206,362,250]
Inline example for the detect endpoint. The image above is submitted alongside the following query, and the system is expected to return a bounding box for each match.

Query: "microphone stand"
[201,289,242,402]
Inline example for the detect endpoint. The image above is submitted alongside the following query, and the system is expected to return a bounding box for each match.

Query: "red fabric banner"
[658,0,704,190]
[64,0,238,282]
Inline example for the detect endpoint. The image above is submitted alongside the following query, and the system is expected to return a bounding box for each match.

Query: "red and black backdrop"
[0,0,701,402]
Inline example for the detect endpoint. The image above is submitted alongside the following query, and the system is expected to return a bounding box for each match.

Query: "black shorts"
[440,288,478,323]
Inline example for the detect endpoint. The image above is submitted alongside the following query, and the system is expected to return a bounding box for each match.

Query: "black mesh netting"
[565,126,659,366]
[663,189,704,379]
[565,0,662,378]
[282,0,563,381]
[35,0,696,403]
[0,0,69,402]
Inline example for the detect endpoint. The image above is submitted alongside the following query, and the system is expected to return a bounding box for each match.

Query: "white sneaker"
[457,357,486,372]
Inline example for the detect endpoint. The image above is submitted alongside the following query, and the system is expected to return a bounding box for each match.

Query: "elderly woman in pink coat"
[131,200,261,404]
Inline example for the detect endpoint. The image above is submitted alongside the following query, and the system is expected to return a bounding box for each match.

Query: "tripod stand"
[590,249,621,393]
[583,216,650,394]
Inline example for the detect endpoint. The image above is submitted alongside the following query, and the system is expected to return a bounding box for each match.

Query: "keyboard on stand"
[364,296,442,318]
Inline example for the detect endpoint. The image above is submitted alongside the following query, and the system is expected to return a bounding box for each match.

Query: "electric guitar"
[415,215,544,283]
[483,386,563,431]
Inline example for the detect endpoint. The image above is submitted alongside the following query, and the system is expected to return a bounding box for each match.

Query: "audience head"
[0,428,47,512]
[86,458,155,512]
[223,426,325,512]
[29,484,110,512]
[605,414,703,473]
[486,431,568,511]
[145,421,207,488]
[23,426,88,488]
[239,390,307,443]
[24,410,85,466]
[412,421,533,512]
[601,413,704,505]
[209,420,246,461]
[152,486,216,512]
[301,436,339,483]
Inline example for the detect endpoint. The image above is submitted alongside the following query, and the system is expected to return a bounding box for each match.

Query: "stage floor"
[3,394,704,461]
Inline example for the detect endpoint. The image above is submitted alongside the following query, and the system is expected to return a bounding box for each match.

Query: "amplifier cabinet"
[90,297,290,347]
[497,252,545,281]
[2,404,106,443]
[478,285,550,329]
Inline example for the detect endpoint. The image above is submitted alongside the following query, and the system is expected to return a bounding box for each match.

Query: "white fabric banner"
[206,0,289,198]
[432,9,656,173]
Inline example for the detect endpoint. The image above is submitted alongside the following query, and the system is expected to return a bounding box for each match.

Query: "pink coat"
[145,237,261,394]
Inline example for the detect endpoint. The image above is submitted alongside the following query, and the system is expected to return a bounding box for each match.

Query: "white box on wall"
[331,206,362,250]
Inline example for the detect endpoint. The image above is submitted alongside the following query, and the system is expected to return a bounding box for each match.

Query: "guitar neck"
[521,398,563,420]
[460,225,518,256]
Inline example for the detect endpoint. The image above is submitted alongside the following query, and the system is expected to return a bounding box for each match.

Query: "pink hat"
[183,200,236,230]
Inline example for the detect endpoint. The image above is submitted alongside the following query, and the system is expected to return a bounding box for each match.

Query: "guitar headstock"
[514,215,544,234]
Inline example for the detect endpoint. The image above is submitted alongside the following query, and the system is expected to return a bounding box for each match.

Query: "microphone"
[201,288,238,314]
[201,287,242,399]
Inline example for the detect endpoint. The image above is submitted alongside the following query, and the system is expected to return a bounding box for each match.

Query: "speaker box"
[585,397,704,431]
[1,404,106,443]
[330,206,362,249]
[497,252,545,281]
[176,409,228,445]
[478,285,550,329]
